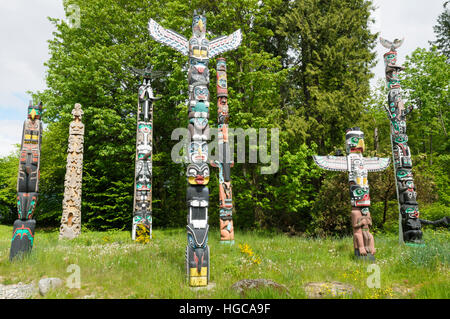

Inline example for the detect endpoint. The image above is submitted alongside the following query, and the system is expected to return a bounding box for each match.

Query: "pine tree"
[430,1,450,59]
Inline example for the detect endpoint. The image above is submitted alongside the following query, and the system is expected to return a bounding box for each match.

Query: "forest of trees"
[0,0,448,237]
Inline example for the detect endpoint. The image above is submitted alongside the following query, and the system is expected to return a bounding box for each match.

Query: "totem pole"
[60,103,85,240]
[148,11,241,286]
[130,64,165,242]
[313,128,390,260]
[379,37,423,244]
[10,101,43,260]
[210,58,234,244]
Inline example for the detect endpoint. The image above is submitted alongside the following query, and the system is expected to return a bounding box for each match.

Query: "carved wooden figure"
[211,58,235,244]
[59,103,85,240]
[149,10,241,286]
[130,65,165,242]
[380,37,423,244]
[313,128,390,260]
[10,102,43,260]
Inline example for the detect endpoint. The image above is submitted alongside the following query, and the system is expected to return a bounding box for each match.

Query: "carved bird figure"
[379,37,404,51]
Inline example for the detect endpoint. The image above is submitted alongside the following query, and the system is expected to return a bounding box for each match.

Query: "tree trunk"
[374,127,379,154]
[429,134,433,165]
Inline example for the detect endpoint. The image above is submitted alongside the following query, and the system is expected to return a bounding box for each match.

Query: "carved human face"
[189,141,208,163]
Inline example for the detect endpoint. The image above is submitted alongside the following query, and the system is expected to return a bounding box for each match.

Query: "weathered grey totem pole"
[60,103,85,240]
[10,101,43,260]
[313,128,390,260]
[130,65,164,242]
[149,11,241,286]
[211,58,234,244]
[379,37,423,244]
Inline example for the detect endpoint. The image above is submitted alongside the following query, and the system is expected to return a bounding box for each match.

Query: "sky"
[0,0,446,157]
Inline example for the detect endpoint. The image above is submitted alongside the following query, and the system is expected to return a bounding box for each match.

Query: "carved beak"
[30,108,37,120]
[357,139,365,153]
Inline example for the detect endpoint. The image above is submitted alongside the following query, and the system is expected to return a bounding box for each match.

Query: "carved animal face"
[27,104,42,120]
[192,14,206,37]
[345,128,365,154]
[350,184,370,207]
[401,205,420,219]
[187,163,210,185]
[396,168,413,181]
[190,57,208,74]
[383,51,398,67]
[193,85,209,101]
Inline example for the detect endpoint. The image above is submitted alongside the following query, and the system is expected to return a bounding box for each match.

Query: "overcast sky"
[0,0,446,157]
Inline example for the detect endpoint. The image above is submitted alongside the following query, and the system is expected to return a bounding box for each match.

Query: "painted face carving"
[187,163,210,185]
[189,57,209,84]
[401,205,420,219]
[189,141,208,163]
[345,128,365,154]
[396,168,413,181]
[350,184,370,207]
[27,103,42,121]
[384,52,397,67]
[192,14,206,37]
[193,85,209,101]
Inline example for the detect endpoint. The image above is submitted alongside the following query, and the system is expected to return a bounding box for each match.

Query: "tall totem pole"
[60,103,85,240]
[148,11,241,286]
[313,128,390,260]
[379,37,423,244]
[130,65,164,242]
[211,58,234,244]
[10,102,43,260]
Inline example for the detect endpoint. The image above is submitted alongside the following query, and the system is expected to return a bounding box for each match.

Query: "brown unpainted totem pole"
[59,103,85,239]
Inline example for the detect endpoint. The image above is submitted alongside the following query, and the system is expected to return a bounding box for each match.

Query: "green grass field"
[0,225,448,299]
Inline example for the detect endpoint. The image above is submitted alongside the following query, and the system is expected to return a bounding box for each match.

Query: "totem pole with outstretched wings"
[148,10,241,286]
[313,128,390,261]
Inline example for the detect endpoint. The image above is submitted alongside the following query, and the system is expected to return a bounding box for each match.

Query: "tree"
[0,152,19,225]
[430,1,450,60]
[277,0,377,154]
[401,47,450,160]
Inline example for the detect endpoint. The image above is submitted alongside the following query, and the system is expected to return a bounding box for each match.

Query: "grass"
[0,225,448,299]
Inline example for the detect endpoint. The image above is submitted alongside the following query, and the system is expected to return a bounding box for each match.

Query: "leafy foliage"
[1,0,447,238]
[430,1,450,59]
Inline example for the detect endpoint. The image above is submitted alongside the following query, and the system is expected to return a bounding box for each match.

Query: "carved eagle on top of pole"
[379,37,404,51]
[148,15,242,59]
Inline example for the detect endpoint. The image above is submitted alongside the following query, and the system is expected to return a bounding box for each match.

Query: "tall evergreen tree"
[430,1,450,60]
[278,0,377,154]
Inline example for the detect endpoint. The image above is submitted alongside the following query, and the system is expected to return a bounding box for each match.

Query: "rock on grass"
[39,277,64,296]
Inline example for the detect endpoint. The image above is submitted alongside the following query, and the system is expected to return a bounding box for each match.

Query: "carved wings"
[379,37,404,51]
[209,29,242,58]
[364,157,391,172]
[313,156,348,172]
[148,18,189,56]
